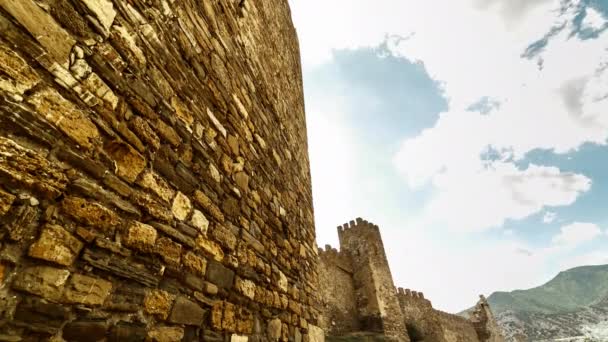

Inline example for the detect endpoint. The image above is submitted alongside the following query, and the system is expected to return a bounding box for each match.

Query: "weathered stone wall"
[396,289,446,342]
[337,219,408,342]
[317,246,358,336]
[469,296,504,342]
[0,0,321,341]
[436,311,480,342]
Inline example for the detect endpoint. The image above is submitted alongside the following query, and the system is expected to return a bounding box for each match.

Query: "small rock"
[63,273,112,305]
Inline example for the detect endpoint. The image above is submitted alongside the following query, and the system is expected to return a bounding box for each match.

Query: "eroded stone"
[63,273,112,305]
[28,224,84,266]
[123,221,157,252]
[172,191,192,221]
[12,266,70,301]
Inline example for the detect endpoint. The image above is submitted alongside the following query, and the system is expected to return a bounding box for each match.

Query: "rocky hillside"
[466,265,608,341]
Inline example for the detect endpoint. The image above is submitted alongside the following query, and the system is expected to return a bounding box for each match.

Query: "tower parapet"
[337,218,408,341]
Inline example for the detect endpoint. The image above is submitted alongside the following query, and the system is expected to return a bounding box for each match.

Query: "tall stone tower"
[338,218,408,341]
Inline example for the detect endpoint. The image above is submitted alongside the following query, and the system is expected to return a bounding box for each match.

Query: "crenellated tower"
[337,218,409,342]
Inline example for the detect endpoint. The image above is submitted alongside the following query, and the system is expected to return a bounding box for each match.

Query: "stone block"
[109,322,147,342]
[223,301,237,332]
[148,326,185,342]
[63,320,108,342]
[231,335,248,342]
[190,210,210,235]
[27,88,99,150]
[63,273,112,306]
[80,0,116,34]
[194,190,224,222]
[28,224,84,266]
[210,301,224,330]
[236,276,256,300]
[144,289,175,320]
[211,224,237,251]
[123,221,157,252]
[168,296,206,326]
[196,234,224,261]
[172,191,192,220]
[137,170,175,203]
[156,237,182,265]
[308,325,324,342]
[12,266,70,301]
[0,188,15,216]
[62,196,121,232]
[206,260,234,289]
[104,140,146,183]
[183,251,207,276]
[267,318,282,341]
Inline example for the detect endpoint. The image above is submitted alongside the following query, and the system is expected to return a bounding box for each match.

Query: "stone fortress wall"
[318,218,505,342]
[0,0,322,341]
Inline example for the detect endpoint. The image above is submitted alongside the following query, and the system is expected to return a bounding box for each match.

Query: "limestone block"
[12,266,70,301]
[207,108,227,138]
[196,234,225,261]
[223,301,237,332]
[308,325,324,342]
[172,191,192,220]
[27,88,99,150]
[190,210,209,235]
[63,274,112,305]
[234,172,250,191]
[278,269,288,293]
[267,318,282,341]
[0,188,15,216]
[111,24,146,69]
[194,190,225,222]
[211,301,223,330]
[137,170,175,203]
[104,140,146,183]
[171,96,194,126]
[80,0,116,34]
[144,289,175,320]
[62,197,121,232]
[168,296,206,326]
[183,251,207,276]
[148,326,185,342]
[236,277,256,300]
[0,0,75,64]
[212,224,237,251]
[123,221,157,252]
[209,163,221,182]
[0,44,40,95]
[28,224,84,266]
[231,335,248,342]
[155,237,182,265]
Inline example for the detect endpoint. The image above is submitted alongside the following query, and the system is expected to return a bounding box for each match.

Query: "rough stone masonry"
[0,0,321,340]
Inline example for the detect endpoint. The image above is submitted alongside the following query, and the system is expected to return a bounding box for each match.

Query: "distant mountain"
[463,264,608,341]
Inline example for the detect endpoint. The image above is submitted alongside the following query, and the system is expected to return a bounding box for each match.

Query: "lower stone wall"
[317,248,359,335]
[436,311,481,342]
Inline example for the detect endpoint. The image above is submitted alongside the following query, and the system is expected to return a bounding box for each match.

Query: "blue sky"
[289,0,608,312]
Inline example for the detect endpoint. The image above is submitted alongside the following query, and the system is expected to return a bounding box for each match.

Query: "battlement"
[396,287,433,309]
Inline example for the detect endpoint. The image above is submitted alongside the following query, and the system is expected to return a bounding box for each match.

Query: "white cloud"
[582,7,607,31]
[552,222,602,248]
[543,211,557,223]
